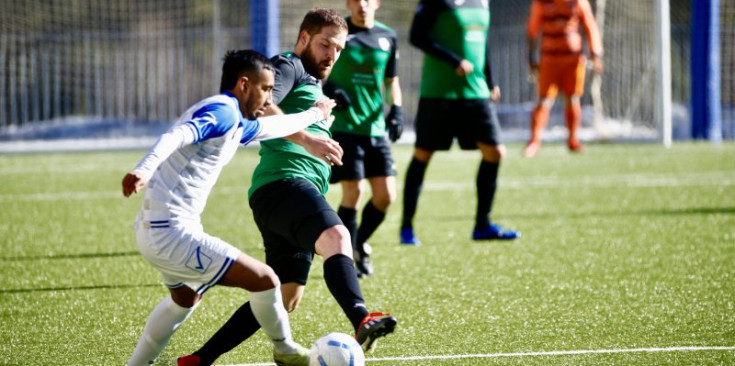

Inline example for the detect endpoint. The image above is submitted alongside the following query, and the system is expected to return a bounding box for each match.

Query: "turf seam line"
[222,345,735,365]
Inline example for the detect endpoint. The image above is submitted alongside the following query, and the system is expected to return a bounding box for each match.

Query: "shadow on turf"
[0,250,140,261]
[3,283,161,294]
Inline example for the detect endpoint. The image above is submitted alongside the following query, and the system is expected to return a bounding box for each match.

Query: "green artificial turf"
[1,142,733,365]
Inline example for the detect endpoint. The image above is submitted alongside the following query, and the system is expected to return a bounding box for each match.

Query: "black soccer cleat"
[355,312,397,352]
[354,243,374,277]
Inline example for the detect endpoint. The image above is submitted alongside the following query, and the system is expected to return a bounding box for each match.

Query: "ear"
[239,75,250,94]
[298,30,310,47]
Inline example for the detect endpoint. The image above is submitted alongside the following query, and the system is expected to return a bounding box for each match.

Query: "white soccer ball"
[309,332,365,366]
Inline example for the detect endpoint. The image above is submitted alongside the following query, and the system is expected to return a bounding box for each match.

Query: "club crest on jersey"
[378,37,391,51]
[186,246,213,273]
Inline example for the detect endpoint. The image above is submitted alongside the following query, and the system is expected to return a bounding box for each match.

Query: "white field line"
[0,173,733,202]
[223,346,735,365]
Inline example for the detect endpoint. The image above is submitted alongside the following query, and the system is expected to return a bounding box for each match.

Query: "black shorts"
[249,178,343,285]
[415,98,502,150]
[329,132,397,183]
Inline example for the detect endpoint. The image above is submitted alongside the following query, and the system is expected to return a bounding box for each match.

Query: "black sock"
[194,302,260,365]
[476,160,499,230]
[402,157,428,229]
[337,206,358,252]
[356,200,386,249]
[323,254,368,331]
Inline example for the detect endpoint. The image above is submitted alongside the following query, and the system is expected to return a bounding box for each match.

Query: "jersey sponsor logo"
[186,246,213,273]
[378,37,391,51]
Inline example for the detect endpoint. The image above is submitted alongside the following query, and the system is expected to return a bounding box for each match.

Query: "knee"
[413,148,433,163]
[316,226,353,258]
[480,144,505,162]
[341,181,363,207]
[372,193,395,211]
[259,267,280,289]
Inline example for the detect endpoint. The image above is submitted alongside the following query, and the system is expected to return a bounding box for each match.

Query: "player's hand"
[313,98,337,124]
[302,133,344,166]
[385,105,404,142]
[528,62,539,83]
[591,56,604,74]
[455,59,474,77]
[322,82,352,110]
[490,85,501,103]
[122,171,147,197]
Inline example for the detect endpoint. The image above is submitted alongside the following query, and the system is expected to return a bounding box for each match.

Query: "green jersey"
[249,53,331,198]
[411,0,494,100]
[327,18,398,137]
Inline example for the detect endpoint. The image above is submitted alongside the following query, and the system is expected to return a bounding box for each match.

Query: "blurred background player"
[323,0,403,278]
[523,0,604,157]
[400,0,520,245]
[178,9,396,365]
[122,49,336,366]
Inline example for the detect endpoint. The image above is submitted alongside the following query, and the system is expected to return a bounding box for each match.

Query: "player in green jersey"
[400,0,520,246]
[177,9,396,366]
[322,0,403,277]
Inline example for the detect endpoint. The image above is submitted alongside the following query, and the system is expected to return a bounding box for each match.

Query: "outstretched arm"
[262,103,343,166]
[121,124,195,197]
[253,99,336,141]
[284,129,344,166]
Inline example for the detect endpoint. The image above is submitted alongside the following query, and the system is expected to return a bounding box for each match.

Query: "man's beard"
[301,44,329,80]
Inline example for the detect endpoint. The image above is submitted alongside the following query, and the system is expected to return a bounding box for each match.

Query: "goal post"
[657,0,673,147]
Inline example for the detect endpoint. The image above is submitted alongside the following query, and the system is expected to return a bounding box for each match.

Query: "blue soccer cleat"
[472,223,521,240]
[399,227,422,246]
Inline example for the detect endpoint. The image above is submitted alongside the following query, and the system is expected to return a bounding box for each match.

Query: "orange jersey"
[527,0,603,57]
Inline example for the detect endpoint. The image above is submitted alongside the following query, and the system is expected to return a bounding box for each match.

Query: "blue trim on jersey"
[240,119,262,145]
[186,102,237,144]
[196,256,234,295]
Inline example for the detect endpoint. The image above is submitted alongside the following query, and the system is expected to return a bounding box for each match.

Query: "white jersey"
[136,92,260,226]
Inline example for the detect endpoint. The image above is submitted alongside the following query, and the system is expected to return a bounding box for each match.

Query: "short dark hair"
[298,8,348,38]
[219,49,274,92]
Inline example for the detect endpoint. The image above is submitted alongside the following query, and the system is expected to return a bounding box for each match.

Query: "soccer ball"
[309,332,365,366]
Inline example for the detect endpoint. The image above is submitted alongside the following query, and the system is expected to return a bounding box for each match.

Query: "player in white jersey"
[122,50,336,366]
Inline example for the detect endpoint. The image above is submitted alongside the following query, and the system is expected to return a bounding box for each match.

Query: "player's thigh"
[415,98,455,151]
[456,99,502,149]
[561,56,587,97]
[249,179,341,285]
[136,224,241,296]
[329,132,366,183]
[537,58,561,99]
[218,253,279,292]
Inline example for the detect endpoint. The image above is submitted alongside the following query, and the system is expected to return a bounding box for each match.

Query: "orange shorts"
[537,55,587,98]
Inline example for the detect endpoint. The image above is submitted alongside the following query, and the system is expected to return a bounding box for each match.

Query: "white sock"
[249,287,299,354]
[126,295,197,366]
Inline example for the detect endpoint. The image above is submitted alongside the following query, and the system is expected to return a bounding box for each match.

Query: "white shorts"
[135,221,241,295]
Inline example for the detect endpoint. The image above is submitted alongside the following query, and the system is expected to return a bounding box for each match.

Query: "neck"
[351,16,374,29]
